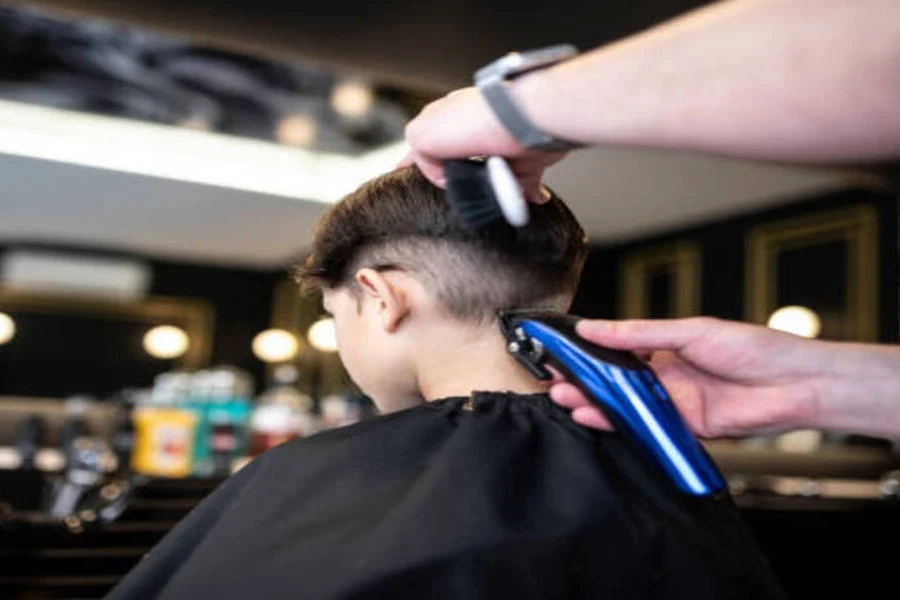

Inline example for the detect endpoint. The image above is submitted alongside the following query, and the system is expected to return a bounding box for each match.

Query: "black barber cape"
[106,393,786,599]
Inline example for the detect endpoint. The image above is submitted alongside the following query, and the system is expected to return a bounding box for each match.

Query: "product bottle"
[110,404,136,476]
[249,365,316,456]
[14,414,46,470]
[187,370,214,476]
[60,395,93,468]
[320,392,364,430]
[131,372,196,478]
[205,366,253,475]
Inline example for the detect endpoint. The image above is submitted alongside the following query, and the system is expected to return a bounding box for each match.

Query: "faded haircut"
[294,166,588,322]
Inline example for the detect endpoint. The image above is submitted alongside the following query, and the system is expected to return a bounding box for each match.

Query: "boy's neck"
[414,320,549,401]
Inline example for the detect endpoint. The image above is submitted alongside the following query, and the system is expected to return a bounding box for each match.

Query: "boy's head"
[296,166,587,410]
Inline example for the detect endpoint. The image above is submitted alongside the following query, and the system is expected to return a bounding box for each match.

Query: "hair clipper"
[499,309,726,496]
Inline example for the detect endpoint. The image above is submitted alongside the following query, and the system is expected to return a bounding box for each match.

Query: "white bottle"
[249,366,316,455]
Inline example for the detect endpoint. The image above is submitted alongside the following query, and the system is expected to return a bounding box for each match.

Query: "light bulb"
[276,114,317,147]
[767,306,821,338]
[252,329,300,363]
[308,318,338,352]
[330,81,373,119]
[0,312,15,345]
[143,325,190,359]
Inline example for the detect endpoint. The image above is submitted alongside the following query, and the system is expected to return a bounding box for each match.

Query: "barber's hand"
[550,317,827,438]
[401,87,568,203]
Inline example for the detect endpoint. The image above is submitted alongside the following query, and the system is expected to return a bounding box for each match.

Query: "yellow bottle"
[132,407,197,478]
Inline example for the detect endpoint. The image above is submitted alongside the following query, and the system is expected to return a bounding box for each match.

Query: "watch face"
[476,44,578,83]
[516,44,579,70]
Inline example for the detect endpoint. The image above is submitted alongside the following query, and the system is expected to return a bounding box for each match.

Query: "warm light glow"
[767,306,821,338]
[252,329,300,363]
[143,325,190,359]
[176,115,212,131]
[276,114,318,147]
[775,429,823,453]
[0,312,16,345]
[330,81,373,119]
[308,318,338,352]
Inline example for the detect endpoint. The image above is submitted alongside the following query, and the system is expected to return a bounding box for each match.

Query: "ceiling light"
[331,80,374,119]
[143,325,190,359]
[276,114,318,148]
[252,328,300,363]
[0,312,16,345]
[308,318,338,353]
[767,306,821,338]
[0,98,406,205]
[774,429,823,453]
[176,116,213,131]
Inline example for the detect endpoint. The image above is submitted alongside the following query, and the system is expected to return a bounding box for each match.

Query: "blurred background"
[0,1,897,598]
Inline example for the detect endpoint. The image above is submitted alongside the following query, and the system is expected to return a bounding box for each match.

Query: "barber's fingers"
[397,152,414,168]
[549,381,586,408]
[402,151,447,188]
[572,407,613,430]
[549,382,613,430]
[522,178,551,204]
[546,365,566,383]
[577,317,718,352]
[508,154,566,204]
[401,150,550,206]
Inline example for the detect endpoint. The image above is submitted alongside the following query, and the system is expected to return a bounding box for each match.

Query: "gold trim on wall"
[618,241,701,319]
[745,205,879,342]
[0,288,215,369]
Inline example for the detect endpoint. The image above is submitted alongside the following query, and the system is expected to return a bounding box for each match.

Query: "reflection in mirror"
[618,241,701,319]
[746,205,879,342]
[742,202,889,457]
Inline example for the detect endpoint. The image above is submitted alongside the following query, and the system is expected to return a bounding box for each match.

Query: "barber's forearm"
[808,342,900,439]
[512,0,900,164]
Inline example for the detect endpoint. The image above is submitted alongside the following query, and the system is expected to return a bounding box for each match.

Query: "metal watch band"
[477,76,582,152]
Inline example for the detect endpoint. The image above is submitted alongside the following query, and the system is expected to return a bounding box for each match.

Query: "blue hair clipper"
[499,310,726,496]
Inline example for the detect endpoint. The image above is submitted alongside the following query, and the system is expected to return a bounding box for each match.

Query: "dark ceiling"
[8,0,712,91]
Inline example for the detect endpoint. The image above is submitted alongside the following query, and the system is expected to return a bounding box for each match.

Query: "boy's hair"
[295,166,588,322]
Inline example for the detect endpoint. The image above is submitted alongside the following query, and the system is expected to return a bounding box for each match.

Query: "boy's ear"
[355,268,410,333]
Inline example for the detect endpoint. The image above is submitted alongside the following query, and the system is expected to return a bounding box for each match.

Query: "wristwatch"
[475,44,582,152]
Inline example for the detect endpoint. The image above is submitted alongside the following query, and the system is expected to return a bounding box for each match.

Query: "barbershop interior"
[0,2,898,599]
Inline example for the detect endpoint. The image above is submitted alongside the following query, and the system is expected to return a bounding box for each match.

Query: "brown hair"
[295,166,588,321]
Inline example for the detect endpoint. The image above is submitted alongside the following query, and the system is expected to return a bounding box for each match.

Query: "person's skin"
[322,268,549,413]
[550,318,900,440]
[403,0,900,200]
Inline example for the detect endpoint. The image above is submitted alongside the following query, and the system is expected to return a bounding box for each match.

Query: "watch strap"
[478,77,582,152]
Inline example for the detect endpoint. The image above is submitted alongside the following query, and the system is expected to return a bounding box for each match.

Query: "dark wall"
[0,244,282,399]
[148,258,281,389]
[572,186,900,344]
